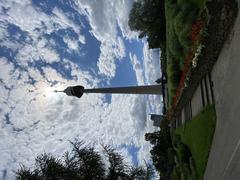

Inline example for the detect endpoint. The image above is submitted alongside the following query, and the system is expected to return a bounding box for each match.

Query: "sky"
[0,0,162,179]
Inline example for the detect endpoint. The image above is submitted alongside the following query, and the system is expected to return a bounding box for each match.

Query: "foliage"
[128,0,166,49]
[171,134,198,180]
[175,105,216,180]
[145,127,175,180]
[160,43,167,77]
[146,106,216,179]
[166,52,181,105]
[165,0,207,105]
[16,140,154,180]
[173,135,191,164]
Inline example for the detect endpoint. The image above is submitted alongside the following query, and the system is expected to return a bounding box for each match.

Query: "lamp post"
[55,84,162,98]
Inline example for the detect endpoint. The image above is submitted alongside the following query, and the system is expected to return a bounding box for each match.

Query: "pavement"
[204,1,240,179]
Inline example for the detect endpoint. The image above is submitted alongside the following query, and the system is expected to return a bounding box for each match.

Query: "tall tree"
[128,0,166,48]
[145,127,174,179]
[16,140,154,180]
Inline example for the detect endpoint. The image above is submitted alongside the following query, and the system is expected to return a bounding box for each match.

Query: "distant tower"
[56,84,162,98]
[150,114,165,127]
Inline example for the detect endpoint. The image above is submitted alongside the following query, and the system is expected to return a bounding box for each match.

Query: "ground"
[204,1,240,179]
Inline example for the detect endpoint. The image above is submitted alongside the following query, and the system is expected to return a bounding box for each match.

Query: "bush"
[180,3,199,24]
[168,24,184,60]
[178,25,192,52]
[166,1,180,17]
[145,127,174,179]
[167,56,181,105]
[174,11,186,34]
[172,135,197,180]
[174,142,192,164]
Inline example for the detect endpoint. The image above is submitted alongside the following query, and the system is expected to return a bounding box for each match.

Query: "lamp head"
[62,85,85,98]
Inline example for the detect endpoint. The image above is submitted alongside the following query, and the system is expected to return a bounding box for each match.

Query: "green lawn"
[175,105,216,180]
[165,0,207,105]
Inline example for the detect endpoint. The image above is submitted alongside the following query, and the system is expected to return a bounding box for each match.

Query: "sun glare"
[44,85,64,98]
[26,82,68,114]
[35,82,66,104]
[44,86,57,98]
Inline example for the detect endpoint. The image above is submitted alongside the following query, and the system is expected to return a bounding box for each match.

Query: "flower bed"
[167,0,238,121]
[168,18,206,119]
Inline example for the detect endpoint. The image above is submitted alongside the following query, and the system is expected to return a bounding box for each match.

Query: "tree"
[145,127,175,179]
[103,145,129,180]
[16,140,154,180]
[69,141,105,179]
[128,0,166,48]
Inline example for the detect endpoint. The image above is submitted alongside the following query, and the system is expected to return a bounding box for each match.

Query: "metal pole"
[83,85,162,95]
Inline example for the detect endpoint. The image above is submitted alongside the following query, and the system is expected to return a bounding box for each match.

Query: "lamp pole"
[56,84,162,98]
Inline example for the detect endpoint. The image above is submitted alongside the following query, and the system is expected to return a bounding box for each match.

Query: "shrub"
[174,11,186,34]
[168,24,184,59]
[166,1,180,17]
[167,58,181,104]
[178,24,192,54]
[146,127,174,179]
[180,3,199,24]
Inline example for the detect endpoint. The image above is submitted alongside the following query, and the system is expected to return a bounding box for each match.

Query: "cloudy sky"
[0,0,162,178]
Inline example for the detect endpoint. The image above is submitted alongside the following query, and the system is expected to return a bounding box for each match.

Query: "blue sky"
[0,0,162,179]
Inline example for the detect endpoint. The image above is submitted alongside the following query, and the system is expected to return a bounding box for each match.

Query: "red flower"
[168,19,204,121]
[191,20,203,43]
[172,49,194,108]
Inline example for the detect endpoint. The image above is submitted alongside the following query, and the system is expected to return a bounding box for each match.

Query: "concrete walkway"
[204,1,240,179]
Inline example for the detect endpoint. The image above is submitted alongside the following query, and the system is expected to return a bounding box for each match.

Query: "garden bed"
[166,0,238,121]
[165,0,208,105]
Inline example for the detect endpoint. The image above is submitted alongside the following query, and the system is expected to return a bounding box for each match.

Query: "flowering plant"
[192,44,204,68]
[167,19,206,121]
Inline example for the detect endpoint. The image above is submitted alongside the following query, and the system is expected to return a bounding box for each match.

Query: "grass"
[175,105,216,180]
[165,0,207,105]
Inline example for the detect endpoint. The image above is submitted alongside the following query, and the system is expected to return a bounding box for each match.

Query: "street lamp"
[55,84,162,98]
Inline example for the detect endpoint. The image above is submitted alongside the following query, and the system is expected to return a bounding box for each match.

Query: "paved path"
[204,2,240,179]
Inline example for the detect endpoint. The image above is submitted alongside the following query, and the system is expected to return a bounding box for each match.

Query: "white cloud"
[142,43,163,114]
[143,43,162,84]
[0,0,83,38]
[130,44,163,115]
[63,36,79,51]
[129,52,145,85]
[97,37,126,78]
[0,1,162,179]
[13,37,60,66]
[0,57,157,179]
[74,0,137,41]
[0,0,86,66]
[0,57,14,84]
[74,0,137,79]
[51,7,82,35]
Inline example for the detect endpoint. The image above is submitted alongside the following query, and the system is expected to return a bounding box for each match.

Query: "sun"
[43,86,58,98]
[25,82,69,114]
[33,81,66,103]
[43,85,65,99]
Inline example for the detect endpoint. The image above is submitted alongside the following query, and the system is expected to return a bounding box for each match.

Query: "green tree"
[145,127,175,179]
[16,140,154,180]
[128,0,166,48]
